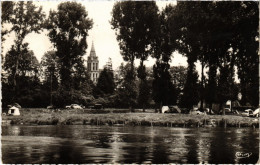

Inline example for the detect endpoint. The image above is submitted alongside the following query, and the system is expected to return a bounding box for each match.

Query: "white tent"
[162,106,169,113]
[8,106,20,116]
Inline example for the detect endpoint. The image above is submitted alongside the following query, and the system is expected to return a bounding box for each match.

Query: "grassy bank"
[2,108,259,128]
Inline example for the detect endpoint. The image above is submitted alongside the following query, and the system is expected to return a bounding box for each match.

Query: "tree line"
[1,1,259,112]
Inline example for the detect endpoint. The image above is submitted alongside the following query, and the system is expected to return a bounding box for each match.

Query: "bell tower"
[87,41,99,84]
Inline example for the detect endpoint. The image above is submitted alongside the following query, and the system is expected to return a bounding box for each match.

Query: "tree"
[3,44,41,107]
[111,1,158,72]
[137,67,150,111]
[167,2,204,109]
[178,62,199,109]
[2,47,47,108]
[6,2,45,94]
[0,1,14,84]
[168,1,259,112]
[4,45,40,82]
[151,5,178,112]
[111,1,159,111]
[170,66,188,103]
[46,2,93,90]
[45,2,93,106]
[152,62,178,109]
[113,63,138,109]
[205,62,218,113]
[40,51,59,105]
[72,57,90,91]
[1,1,14,39]
[94,68,115,97]
[113,63,125,89]
[231,2,259,106]
[203,2,259,108]
[41,51,59,87]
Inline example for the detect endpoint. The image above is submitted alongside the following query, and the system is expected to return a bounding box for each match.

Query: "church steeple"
[90,41,96,57]
[87,41,99,84]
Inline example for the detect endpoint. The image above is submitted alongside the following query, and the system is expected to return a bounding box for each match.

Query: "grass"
[2,108,259,128]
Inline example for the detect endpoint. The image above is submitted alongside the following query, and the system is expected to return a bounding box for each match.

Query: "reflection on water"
[1,125,259,164]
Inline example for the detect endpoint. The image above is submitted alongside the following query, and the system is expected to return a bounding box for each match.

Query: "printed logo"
[236,152,252,158]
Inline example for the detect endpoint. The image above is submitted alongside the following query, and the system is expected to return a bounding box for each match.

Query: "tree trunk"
[12,41,22,102]
[210,103,212,115]
[222,103,225,115]
[159,101,162,113]
[129,56,135,111]
[200,61,205,110]
[50,73,53,106]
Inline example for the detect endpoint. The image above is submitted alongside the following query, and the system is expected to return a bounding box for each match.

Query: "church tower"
[87,42,99,84]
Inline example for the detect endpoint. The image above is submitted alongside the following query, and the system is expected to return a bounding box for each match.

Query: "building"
[87,42,99,84]
[104,57,113,71]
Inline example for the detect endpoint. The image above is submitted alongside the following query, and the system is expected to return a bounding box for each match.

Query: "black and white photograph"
[1,1,259,164]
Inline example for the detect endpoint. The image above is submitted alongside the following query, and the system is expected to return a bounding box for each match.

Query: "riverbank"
[2,108,259,128]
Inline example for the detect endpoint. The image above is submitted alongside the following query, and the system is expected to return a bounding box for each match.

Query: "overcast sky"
[2,1,191,70]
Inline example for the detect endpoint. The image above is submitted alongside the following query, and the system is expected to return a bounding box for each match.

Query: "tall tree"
[167,2,203,109]
[179,63,199,109]
[111,1,158,73]
[231,2,259,106]
[111,1,159,111]
[4,2,45,100]
[137,67,150,111]
[46,2,93,106]
[46,2,93,90]
[168,1,259,111]
[152,5,177,111]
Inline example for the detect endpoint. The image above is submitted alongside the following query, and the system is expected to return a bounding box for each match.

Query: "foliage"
[151,5,177,109]
[4,44,39,78]
[137,73,150,110]
[40,51,59,80]
[113,63,138,109]
[111,1,159,65]
[170,66,187,103]
[1,1,14,23]
[205,63,218,111]
[44,2,93,107]
[94,68,115,97]
[2,1,45,104]
[169,1,259,109]
[1,1,258,110]
[3,45,41,105]
[2,1,45,102]
[231,2,259,106]
[111,2,159,110]
[2,75,49,108]
[46,2,93,89]
[1,1,14,39]
[179,63,199,109]
[152,61,177,106]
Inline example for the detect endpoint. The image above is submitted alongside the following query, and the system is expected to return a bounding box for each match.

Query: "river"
[1,125,259,164]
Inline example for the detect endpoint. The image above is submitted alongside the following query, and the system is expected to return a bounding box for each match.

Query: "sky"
[2,1,190,71]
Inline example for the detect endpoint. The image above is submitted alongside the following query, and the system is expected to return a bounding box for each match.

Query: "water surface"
[2,125,259,164]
